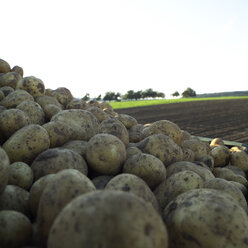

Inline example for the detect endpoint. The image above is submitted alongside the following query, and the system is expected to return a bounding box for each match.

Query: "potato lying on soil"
[0,58,11,73]
[128,124,145,143]
[0,210,32,248]
[154,170,204,209]
[123,153,166,189]
[0,147,10,193]
[99,118,129,147]
[29,174,55,218]
[8,162,33,190]
[142,120,183,146]
[0,185,30,218]
[61,140,88,157]
[105,173,160,212]
[86,133,126,175]
[166,161,215,182]
[0,71,22,88]
[47,190,168,248]
[230,149,248,172]
[91,175,114,189]
[3,124,50,164]
[0,89,34,108]
[204,178,247,210]
[16,76,45,97]
[16,100,45,125]
[11,65,24,76]
[137,134,183,167]
[210,145,230,167]
[116,113,138,129]
[0,109,30,140]
[163,188,248,248]
[31,148,88,181]
[51,87,73,107]
[51,109,99,140]
[42,121,72,148]
[37,169,96,244]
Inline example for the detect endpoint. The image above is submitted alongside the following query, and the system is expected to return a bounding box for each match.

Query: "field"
[114,98,248,144]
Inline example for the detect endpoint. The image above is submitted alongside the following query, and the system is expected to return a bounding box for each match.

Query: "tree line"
[82,87,196,101]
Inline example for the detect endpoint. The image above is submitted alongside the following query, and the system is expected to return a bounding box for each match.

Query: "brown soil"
[115,99,248,144]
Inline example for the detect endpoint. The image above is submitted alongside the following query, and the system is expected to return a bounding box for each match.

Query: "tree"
[182,87,196,98]
[103,92,121,101]
[96,94,101,101]
[172,91,180,97]
[82,93,90,101]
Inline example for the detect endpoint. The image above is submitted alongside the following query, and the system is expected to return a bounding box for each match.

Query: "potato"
[229,181,248,197]
[87,99,101,108]
[204,178,247,210]
[0,89,4,101]
[226,164,247,178]
[37,169,96,244]
[99,118,129,147]
[142,120,183,146]
[230,149,248,172]
[47,190,168,248]
[86,133,126,175]
[116,113,138,129]
[0,210,32,248]
[66,98,89,110]
[0,71,22,88]
[99,101,113,111]
[182,138,209,160]
[0,109,30,140]
[45,88,53,96]
[16,100,45,125]
[91,175,114,189]
[51,109,99,141]
[166,161,215,182]
[210,145,230,167]
[42,121,73,148]
[181,130,191,141]
[105,173,161,212]
[87,106,110,122]
[163,188,248,248]
[0,185,30,217]
[8,162,33,190]
[35,95,63,109]
[123,153,166,189]
[51,87,73,107]
[0,86,14,96]
[154,170,204,209]
[16,76,45,97]
[43,104,62,120]
[31,148,88,181]
[137,134,183,167]
[29,174,55,218]
[0,58,11,73]
[102,107,116,117]
[0,105,6,113]
[210,137,225,148]
[126,146,142,158]
[0,90,34,108]
[61,140,88,157]
[198,154,214,171]
[182,147,195,162]
[3,124,50,164]
[11,65,24,76]
[0,147,10,193]
[128,124,145,143]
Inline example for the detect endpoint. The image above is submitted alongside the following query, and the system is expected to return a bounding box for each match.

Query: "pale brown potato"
[87,106,110,122]
[210,145,230,167]
[0,58,11,73]
[0,147,10,194]
[66,98,89,110]
[181,130,192,141]
[137,134,183,167]
[154,170,204,209]
[51,87,73,107]
[0,210,32,248]
[128,124,145,143]
[204,178,247,210]
[0,109,30,140]
[16,76,45,97]
[43,104,62,120]
[42,121,72,148]
[37,169,96,244]
[16,100,45,125]
[126,146,142,159]
[3,124,50,164]
[142,120,183,146]
[51,109,99,141]
[99,118,129,147]
[0,71,22,88]
[8,162,33,190]
[47,191,168,248]
[11,65,24,76]
[61,140,88,158]
[182,147,195,162]
[35,95,63,109]
[123,153,166,189]
[210,137,225,149]
[86,133,126,175]
[163,188,248,248]
[0,90,34,108]
[31,148,88,181]
[230,149,248,172]
[0,185,30,218]
[116,113,138,129]
[29,174,55,218]
[105,173,161,212]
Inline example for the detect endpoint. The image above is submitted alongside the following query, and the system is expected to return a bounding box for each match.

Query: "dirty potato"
[11,65,24,76]
[126,146,142,159]
[210,145,230,167]
[61,140,88,158]
[0,58,11,73]
[0,72,22,88]
[87,106,109,122]
[91,175,114,189]
[0,147,10,194]
[128,124,145,143]
[51,87,73,107]
[66,99,89,110]
[230,149,248,172]
[116,113,138,129]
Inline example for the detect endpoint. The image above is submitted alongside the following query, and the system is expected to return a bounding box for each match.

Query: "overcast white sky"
[1,0,248,98]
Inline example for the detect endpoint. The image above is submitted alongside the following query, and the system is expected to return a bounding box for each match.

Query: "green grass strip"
[110,96,248,109]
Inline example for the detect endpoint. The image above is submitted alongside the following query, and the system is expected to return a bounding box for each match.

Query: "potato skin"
[230,149,248,172]
[163,188,248,248]
[210,145,230,167]
[47,191,168,248]
[0,147,10,193]
[3,124,50,164]
[0,71,22,88]
[51,87,74,107]
[0,58,11,73]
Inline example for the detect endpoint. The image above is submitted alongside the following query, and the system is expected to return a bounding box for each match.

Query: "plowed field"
[115,98,248,144]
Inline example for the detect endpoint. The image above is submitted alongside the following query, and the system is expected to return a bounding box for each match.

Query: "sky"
[1,0,248,98]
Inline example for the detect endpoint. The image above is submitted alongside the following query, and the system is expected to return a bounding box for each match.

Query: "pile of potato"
[1,57,248,248]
